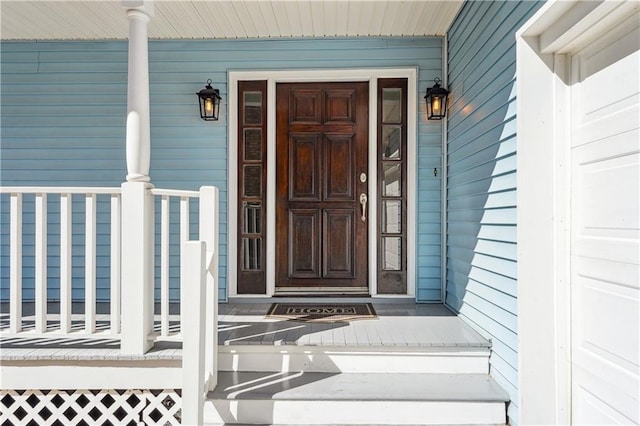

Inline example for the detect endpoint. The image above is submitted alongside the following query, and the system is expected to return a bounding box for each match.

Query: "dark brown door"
[276,82,369,290]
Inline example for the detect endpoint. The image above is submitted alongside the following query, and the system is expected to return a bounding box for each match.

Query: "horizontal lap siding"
[0,37,443,302]
[446,1,543,424]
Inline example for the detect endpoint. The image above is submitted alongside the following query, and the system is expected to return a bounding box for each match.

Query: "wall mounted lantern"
[424,77,449,120]
[196,79,222,121]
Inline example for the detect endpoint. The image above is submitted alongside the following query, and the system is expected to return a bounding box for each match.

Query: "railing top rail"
[0,186,121,195]
[151,188,200,198]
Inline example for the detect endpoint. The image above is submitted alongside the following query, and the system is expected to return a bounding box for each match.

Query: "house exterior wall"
[0,37,443,302]
[445,1,544,424]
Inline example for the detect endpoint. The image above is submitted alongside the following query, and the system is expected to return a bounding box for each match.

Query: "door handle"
[359,193,368,222]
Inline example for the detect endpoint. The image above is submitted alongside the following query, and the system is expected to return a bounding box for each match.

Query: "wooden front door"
[276,82,369,291]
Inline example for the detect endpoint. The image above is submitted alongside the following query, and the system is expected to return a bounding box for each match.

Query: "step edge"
[211,372,511,402]
[219,344,491,354]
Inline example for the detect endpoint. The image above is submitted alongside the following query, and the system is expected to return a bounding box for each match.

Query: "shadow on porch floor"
[0,301,490,362]
[219,302,490,348]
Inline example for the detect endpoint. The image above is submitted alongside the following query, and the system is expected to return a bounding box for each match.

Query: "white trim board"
[228,68,418,298]
[516,1,639,424]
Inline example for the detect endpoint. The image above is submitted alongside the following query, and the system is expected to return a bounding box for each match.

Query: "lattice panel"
[142,390,181,426]
[0,389,181,425]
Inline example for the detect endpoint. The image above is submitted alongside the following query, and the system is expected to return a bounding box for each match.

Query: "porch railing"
[1,187,123,335]
[1,184,219,423]
[0,185,218,342]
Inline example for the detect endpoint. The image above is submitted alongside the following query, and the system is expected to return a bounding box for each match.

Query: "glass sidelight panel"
[382,200,401,234]
[382,237,401,270]
[382,164,401,197]
[243,202,262,234]
[382,88,402,123]
[238,81,267,293]
[244,129,263,161]
[244,92,263,125]
[242,238,262,270]
[377,78,407,293]
[243,165,262,197]
[382,126,401,159]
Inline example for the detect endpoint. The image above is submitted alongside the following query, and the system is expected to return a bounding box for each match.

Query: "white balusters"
[35,193,48,333]
[1,185,221,391]
[2,188,122,337]
[160,195,170,337]
[150,188,200,339]
[110,194,121,334]
[9,193,22,333]
[60,193,72,334]
[85,194,97,333]
[180,196,190,334]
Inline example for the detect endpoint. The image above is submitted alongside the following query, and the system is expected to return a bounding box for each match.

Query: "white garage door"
[570,14,639,425]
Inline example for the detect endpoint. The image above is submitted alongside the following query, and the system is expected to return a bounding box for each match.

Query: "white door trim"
[516,1,639,423]
[228,68,418,298]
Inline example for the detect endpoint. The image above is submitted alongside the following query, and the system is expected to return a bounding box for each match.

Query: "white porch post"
[124,0,152,183]
[120,0,155,355]
[199,186,219,390]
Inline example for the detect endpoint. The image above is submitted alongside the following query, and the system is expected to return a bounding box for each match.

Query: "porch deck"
[1,301,503,425]
[0,301,489,362]
[218,300,489,348]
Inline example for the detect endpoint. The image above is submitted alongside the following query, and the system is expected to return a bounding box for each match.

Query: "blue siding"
[1,37,443,302]
[446,1,544,424]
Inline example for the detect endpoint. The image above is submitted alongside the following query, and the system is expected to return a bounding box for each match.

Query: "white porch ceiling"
[0,1,463,41]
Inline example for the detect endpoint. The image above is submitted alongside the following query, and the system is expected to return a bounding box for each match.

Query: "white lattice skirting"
[0,389,181,425]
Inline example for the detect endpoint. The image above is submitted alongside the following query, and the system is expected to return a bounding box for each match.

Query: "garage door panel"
[578,54,640,119]
[574,97,639,148]
[574,111,639,152]
[572,146,639,264]
[577,21,639,116]
[572,274,639,377]
[575,237,639,265]
[575,153,639,228]
[574,257,640,290]
[571,17,639,425]
[572,371,639,425]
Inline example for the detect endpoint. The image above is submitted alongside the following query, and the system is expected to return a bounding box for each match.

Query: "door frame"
[228,68,418,297]
[516,1,639,424]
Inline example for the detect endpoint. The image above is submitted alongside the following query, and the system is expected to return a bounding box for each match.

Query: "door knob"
[359,193,368,222]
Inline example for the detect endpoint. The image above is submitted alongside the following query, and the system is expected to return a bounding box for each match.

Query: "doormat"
[266,303,377,323]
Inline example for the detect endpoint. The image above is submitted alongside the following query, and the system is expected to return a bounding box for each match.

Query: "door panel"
[290,90,322,124]
[288,209,321,278]
[289,133,321,201]
[323,209,355,278]
[276,82,368,290]
[324,134,354,200]
[325,89,356,123]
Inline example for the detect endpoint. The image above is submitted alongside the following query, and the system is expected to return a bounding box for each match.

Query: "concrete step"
[204,371,509,425]
[219,344,490,374]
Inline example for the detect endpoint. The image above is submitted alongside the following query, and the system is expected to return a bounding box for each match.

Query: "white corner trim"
[228,68,419,298]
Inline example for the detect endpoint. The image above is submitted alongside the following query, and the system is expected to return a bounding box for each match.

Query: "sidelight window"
[237,81,267,294]
[377,80,408,293]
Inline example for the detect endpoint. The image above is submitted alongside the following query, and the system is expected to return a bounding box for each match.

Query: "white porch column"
[120,182,154,354]
[120,0,155,355]
[124,1,153,183]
